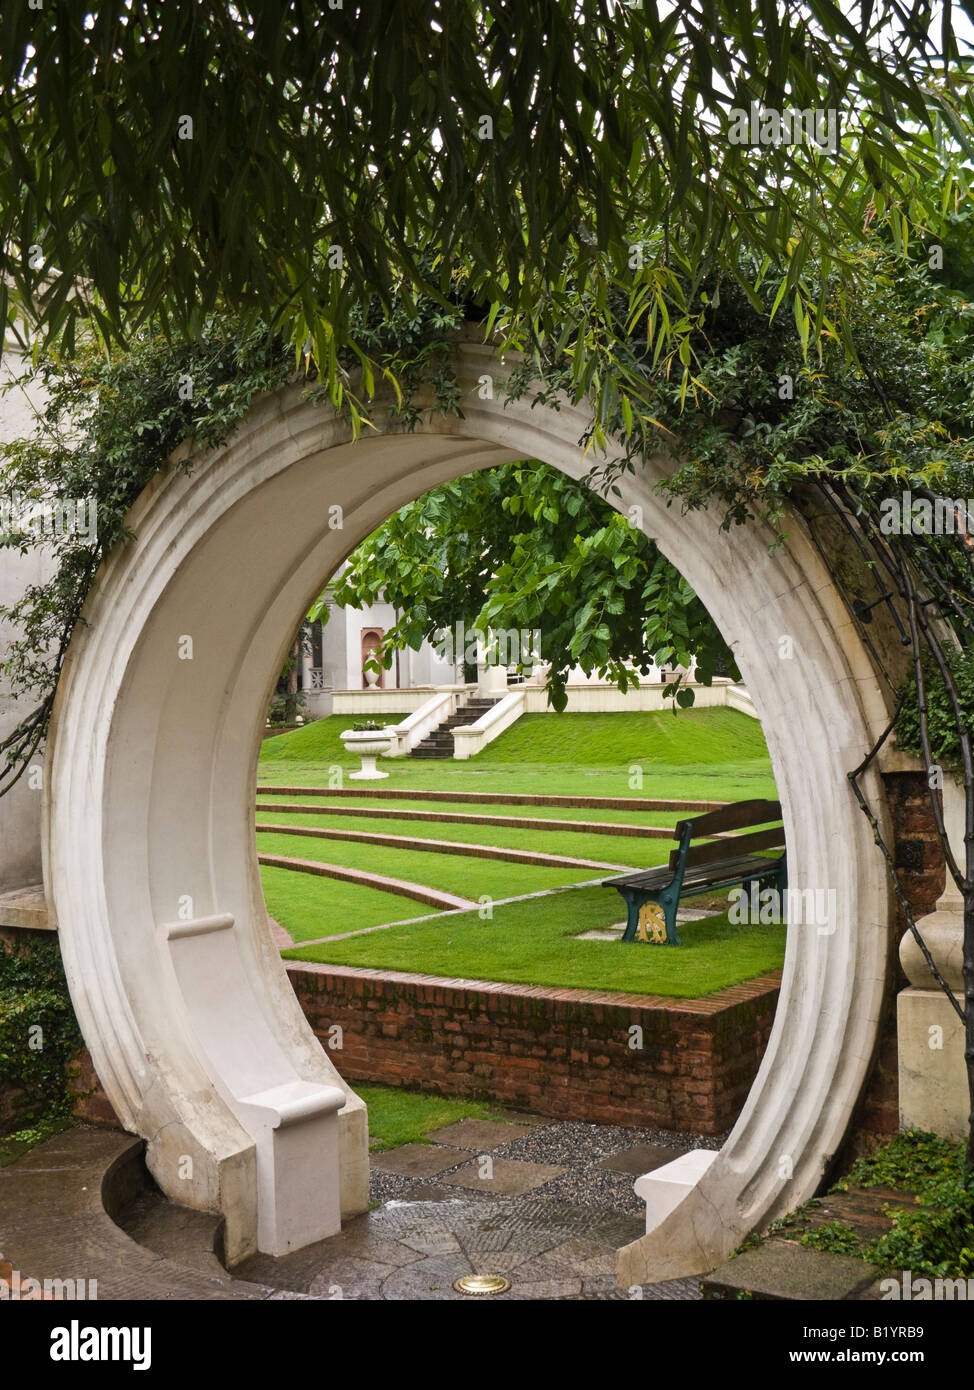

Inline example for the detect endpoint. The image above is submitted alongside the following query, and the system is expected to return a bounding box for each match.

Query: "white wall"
[0,347,51,893]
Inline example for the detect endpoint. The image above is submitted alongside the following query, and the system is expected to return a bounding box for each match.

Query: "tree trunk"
[284,638,300,724]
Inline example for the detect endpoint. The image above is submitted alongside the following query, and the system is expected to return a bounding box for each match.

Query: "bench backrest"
[668,799,784,871]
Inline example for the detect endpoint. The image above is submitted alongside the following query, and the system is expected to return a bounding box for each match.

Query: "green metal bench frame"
[602,798,788,945]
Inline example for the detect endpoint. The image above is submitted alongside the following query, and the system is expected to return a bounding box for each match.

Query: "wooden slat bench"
[602,799,787,945]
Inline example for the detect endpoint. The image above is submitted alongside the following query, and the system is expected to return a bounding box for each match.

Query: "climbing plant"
[0,936,82,1128]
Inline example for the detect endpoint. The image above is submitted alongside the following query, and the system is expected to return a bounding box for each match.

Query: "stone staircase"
[408,697,500,759]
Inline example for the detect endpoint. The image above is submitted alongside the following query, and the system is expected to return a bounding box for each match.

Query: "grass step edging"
[257,785,725,811]
[255,820,635,873]
[257,853,476,910]
[254,802,676,838]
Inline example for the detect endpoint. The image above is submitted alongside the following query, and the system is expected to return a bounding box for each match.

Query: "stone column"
[898,776,971,1139]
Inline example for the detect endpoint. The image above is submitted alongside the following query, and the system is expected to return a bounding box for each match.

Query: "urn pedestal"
[897,777,970,1139]
[341,729,394,780]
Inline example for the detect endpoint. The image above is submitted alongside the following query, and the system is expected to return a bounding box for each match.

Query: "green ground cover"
[256,793,687,829]
[282,884,786,996]
[762,1131,974,1279]
[260,864,415,942]
[357,1083,511,1152]
[256,708,778,803]
[256,830,609,901]
[255,808,664,868]
[261,714,413,765]
[474,707,770,767]
[261,709,781,989]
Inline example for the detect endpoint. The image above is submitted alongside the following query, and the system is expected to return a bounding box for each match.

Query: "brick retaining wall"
[286,962,782,1134]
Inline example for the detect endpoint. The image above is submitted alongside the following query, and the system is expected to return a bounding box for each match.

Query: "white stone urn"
[363,664,380,689]
[899,775,967,990]
[341,727,394,779]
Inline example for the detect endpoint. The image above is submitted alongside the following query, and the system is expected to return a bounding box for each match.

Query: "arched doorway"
[43,333,892,1281]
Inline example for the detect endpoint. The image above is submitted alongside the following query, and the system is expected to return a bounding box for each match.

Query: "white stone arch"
[43,335,892,1280]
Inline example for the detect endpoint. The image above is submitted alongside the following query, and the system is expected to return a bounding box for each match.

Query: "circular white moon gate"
[43,335,892,1280]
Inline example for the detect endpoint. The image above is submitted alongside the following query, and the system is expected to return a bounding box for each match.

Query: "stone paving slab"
[438,1157,568,1197]
[0,1128,274,1301]
[598,1142,689,1175]
[370,1143,475,1178]
[702,1239,882,1301]
[237,1192,689,1301]
[427,1118,540,1149]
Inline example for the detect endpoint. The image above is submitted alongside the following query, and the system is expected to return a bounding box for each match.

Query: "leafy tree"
[1,0,971,437]
[317,463,736,709]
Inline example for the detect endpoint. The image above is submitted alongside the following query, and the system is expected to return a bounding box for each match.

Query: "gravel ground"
[369,1118,729,1217]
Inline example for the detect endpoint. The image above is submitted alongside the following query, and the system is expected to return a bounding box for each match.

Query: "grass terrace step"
[257,786,725,811]
[253,802,675,838]
[254,820,635,872]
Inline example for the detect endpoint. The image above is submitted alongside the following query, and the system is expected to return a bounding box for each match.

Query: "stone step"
[701,1239,883,1301]
[117,1186,229,1281]
[0,1127,277,1300]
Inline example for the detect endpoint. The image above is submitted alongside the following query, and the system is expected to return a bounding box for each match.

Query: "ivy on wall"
[0,935,81,1129]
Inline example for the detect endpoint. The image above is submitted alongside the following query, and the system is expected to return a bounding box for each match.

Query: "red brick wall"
[287,962,782,1134]
[66,1048,122,1128]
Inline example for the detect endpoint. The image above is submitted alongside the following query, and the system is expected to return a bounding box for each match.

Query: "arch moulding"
[43,335,893,1281]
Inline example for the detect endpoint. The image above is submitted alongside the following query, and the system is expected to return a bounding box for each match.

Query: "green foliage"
[761,1132,974,1279]
[894,649,974,772]
[839,1128,967,1194]
[320,461,737,710]
[849,1133,974,1278]
[1,1,970,445]
[799,1220,863,1257]
[0,289,467,790]
[0,322,293,790]
[867,1178,974,1278]
[0,936,82,1129]
[356,1083,507,1153]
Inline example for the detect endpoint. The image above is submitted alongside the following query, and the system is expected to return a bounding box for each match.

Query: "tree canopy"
[316,462,736,709]
[2,0,973,435]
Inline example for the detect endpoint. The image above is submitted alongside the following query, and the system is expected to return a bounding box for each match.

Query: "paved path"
[2,1123,709,1301]
[233,1114,708,1300]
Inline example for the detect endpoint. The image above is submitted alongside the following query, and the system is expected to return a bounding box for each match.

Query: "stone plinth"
[898,986,968,1139]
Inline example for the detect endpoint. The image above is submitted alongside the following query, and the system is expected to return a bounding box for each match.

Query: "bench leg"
[621,891,642,943]
[660,890,681,946]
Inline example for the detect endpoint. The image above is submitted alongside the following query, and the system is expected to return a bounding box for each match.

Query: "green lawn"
[282,884,786,997]
[256,793,686,829]
[357,1083,511,1151]
[261,708,781,992]
[261,864,415,942]
[474,707,770,767]
[257,830,612,901]
[261,714,413,765]
[255,808,666,867]
[256,708,778,803]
